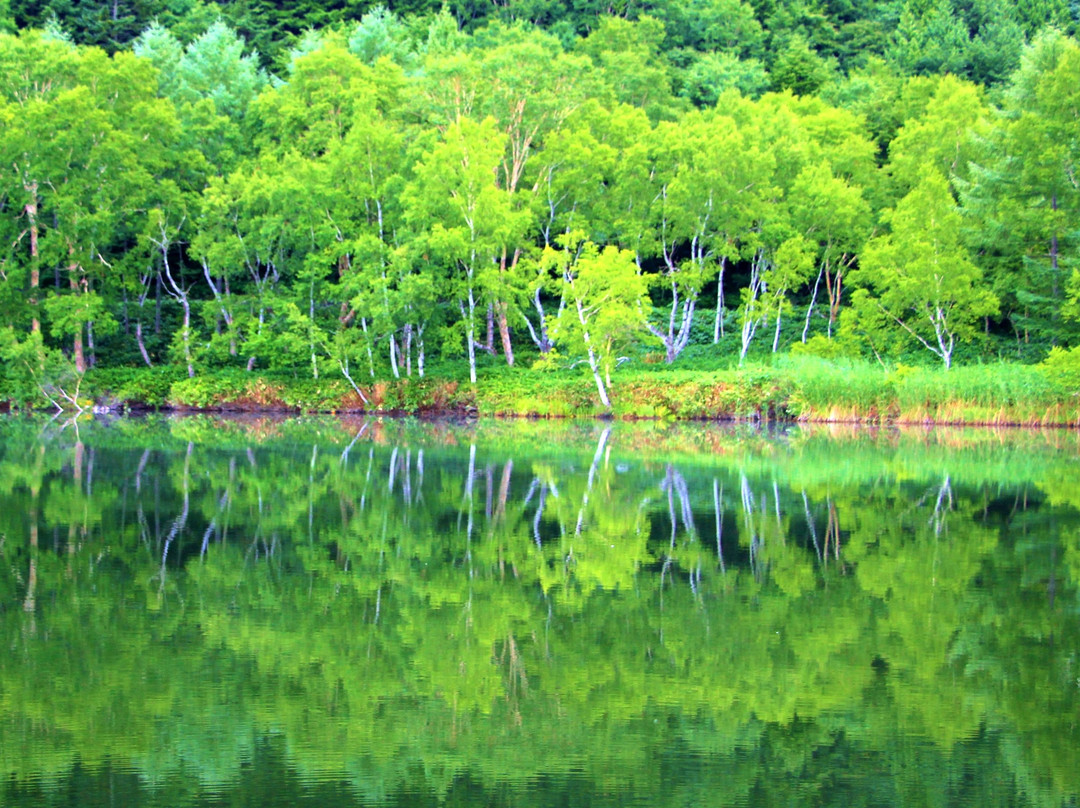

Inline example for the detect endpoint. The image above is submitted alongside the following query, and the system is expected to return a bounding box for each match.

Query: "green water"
[0,415,1078,807]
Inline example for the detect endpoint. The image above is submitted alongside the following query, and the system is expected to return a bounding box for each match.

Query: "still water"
[0,415,1078,807]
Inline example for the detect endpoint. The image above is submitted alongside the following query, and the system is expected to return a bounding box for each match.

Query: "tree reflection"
[0,416,1077,807]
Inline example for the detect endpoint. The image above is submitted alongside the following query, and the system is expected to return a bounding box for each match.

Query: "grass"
[23,353,1080,427]
[778,356,1079,426]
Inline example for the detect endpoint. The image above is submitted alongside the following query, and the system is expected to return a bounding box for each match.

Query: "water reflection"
[0,416,1078,807]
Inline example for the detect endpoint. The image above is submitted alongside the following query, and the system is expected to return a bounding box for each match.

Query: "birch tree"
[853,172,997,368]
[547,239,649,410]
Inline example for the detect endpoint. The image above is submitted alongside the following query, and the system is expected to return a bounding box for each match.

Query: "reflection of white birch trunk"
[416,450,425,504]
[932,474,952,536]
[495,460,513,522]
[575,426,611,535]
[714,479,725,574]
[460,443,477,545]
[340,422,370,464]
[159,442,192,590]
[803,490,822,562]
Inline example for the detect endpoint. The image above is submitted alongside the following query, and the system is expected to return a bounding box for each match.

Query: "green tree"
[347,3,417,69]
[789,160,873,340]
[889,0,1025,85]
[769,33,835,95]
[963,31,1080,349]
[886,74,989,195]
[174,20,266,121]
[890,0,974,76]
[679,51,770,106]
[473,28,592,366]
[664,105,772,350]
[547,239,650,409]
[526,102,650,353]
[406,117,527,385]
[1,40,177,379]
[576,16,685,123]
[852,171,998,367]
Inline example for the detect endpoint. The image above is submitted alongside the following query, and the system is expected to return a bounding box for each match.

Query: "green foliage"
[347,4,416,68]
[0,327,44,405]
[769,34,836,94]
[852,171,998,368]
[889,0,1025,85]
[173,20,267,120]
[962,30,1080,347]
[1039,345,1080,393]
[84,365,187,407]
[0,0,13,34]
[1,14,1080,420]
[679,51,770,104]
[0,327,86,409]
[548,239,651,405]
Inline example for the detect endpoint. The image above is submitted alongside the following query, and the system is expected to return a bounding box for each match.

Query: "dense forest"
[1,0,1079,410]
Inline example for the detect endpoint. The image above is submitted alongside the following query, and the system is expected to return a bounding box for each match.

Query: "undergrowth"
[16,354,1080,427]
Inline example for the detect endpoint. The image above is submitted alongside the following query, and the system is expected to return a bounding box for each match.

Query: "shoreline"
[74,398,1080,431]
[148,406,1080,429]
[4,359,1078,429]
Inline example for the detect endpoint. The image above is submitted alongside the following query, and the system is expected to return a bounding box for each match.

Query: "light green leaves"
[547,239,650,407]
[853,171,997,367]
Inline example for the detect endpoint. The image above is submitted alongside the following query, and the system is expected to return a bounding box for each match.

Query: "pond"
[0,415,1078,807]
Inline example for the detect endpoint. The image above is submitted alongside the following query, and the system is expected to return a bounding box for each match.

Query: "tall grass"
[778,356,893,420]
[75,356,1080,426]
[777,356,1079,426]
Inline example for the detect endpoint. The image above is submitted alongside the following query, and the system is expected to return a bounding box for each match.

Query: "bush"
[86,366,187,408]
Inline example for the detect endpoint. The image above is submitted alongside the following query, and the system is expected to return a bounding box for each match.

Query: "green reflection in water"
[0,415,1078,807]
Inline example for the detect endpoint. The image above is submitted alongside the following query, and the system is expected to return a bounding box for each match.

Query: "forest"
[1,0,1079,414]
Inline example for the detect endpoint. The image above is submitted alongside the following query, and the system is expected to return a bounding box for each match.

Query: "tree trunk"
[136,320,153,366]
[645,287,695,364]
[803,266,823,343]
[389,332,400,379]
[713,256,726,343]
[155,274,162,335]
[522,287,553,353]
[574,296,610,409]
[484,303,495,355]
[823,263,843,338]
[181,297,194,377]
[537,289,552,352]
[587,345,611,408]
[773,298,783,353]
[70,272,86,374]
[739,250,766,363]
[831,272,842,335]
[467,291,478,385]
[26,189,40,334]
[496,301,514,366]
